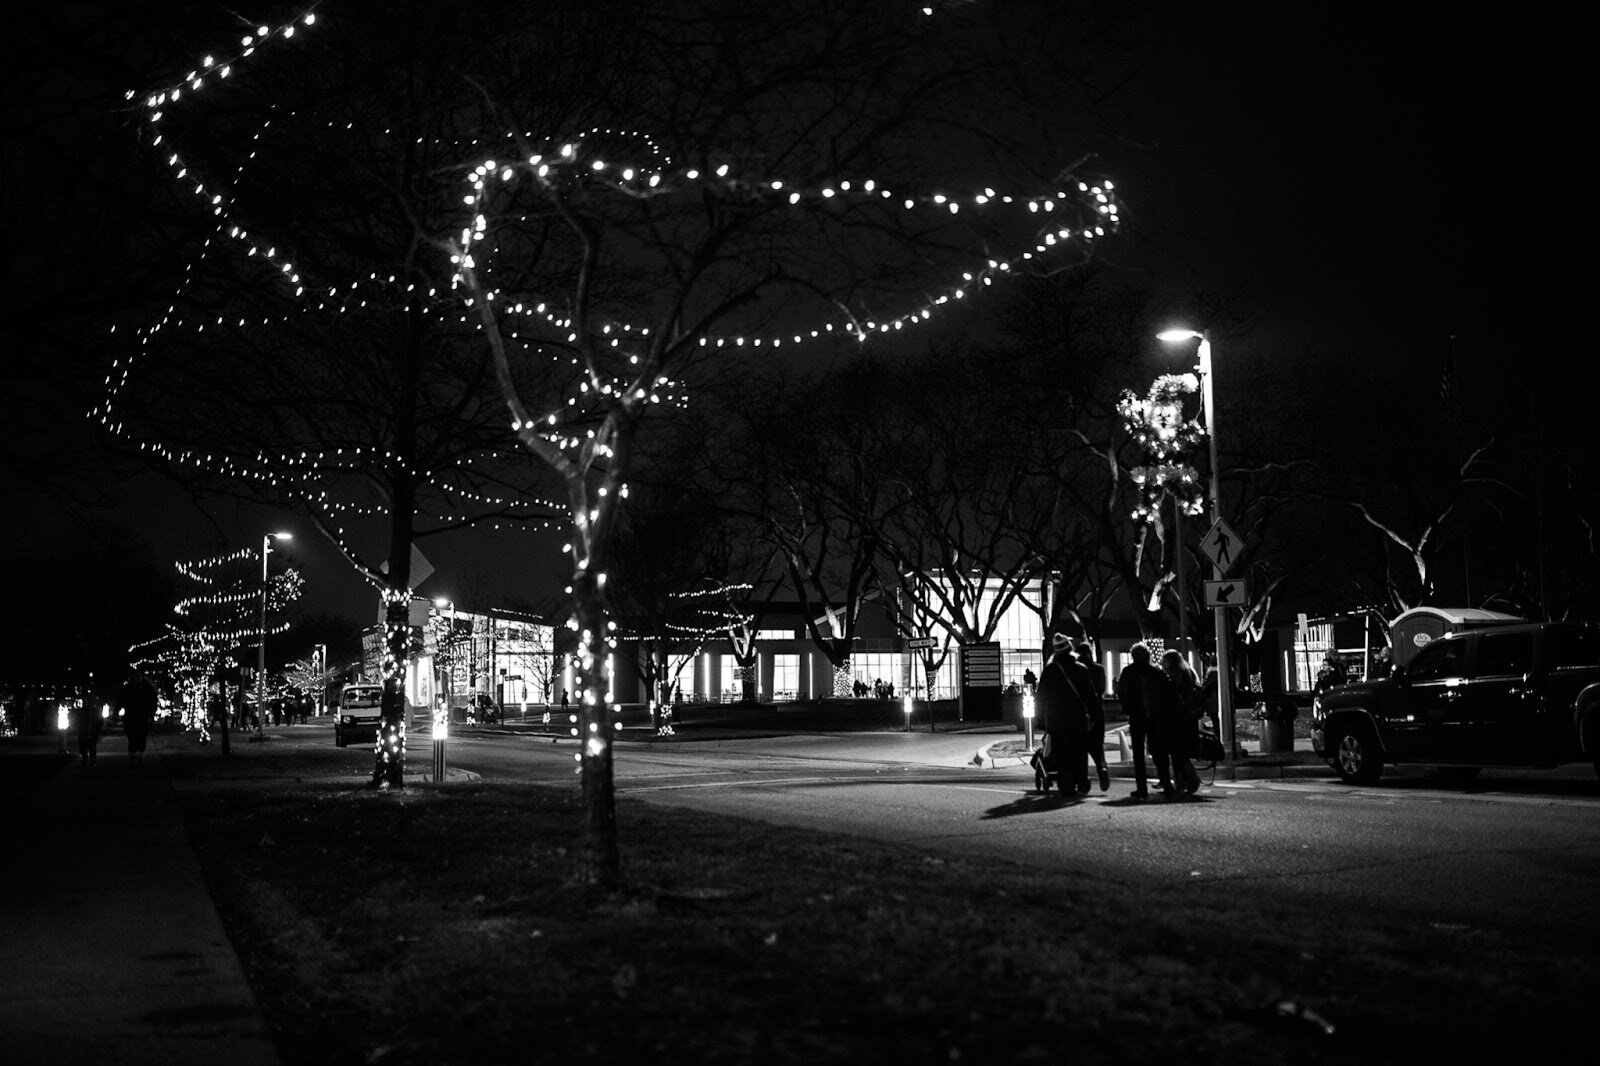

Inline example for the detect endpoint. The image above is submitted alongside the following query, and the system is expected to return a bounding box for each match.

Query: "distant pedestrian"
[1115,642,1167,801]
[75,700,104,768]
[120,671,158,766]
[1314,654,1349,694]
[560,690,570,714]
[1074,642,1110,792]
[1036,633,1090,795]
[1159,651,1203,796]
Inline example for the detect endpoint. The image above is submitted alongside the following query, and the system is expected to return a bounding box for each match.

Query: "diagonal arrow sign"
[1205,578,1248,609]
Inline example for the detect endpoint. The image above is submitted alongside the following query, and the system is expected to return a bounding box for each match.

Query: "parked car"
[1311,621,1600,784]
[334,683,383,747]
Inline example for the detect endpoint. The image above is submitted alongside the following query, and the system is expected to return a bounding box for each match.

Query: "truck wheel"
[1333,727,1383,785]
[335,730,346,748]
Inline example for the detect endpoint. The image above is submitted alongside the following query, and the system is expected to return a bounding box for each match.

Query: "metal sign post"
[907,637,936,731]
[1201,518,1242,774]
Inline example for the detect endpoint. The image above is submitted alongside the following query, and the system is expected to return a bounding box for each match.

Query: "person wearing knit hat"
[1036,634,1091,795]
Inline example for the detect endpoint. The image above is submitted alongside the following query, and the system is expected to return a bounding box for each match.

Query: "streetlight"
[257,531,293,737]
[1157,328,1237,775]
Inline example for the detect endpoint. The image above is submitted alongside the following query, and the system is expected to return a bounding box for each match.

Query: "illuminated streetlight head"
[1157,328,1202,343]
[435,597,452,608]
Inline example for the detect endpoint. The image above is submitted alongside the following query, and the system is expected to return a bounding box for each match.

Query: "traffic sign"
[1200,518,1243,573]
[907,637,937,650]
[1204,578,1249,609]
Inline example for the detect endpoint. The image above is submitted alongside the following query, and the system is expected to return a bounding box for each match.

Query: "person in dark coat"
[120,671,158,765]
[1074,641,1110,792]
[1160,650,1204,796]
[1115,642,1168,801]
[75,699,104,768]
[1036,633,1091,795]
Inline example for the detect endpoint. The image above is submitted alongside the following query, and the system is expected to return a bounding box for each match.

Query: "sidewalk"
[0,734,285,1065]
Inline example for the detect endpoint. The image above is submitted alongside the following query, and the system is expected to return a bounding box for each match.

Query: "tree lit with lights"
[130,545,302,754]
[107,2,1122,886]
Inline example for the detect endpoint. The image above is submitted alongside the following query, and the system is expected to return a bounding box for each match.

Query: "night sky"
[1,1,1582,630]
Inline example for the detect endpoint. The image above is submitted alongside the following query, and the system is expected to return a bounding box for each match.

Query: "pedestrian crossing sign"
[1200,519,1243,574]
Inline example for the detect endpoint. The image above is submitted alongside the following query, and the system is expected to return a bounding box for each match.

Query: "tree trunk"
[371,591,410,790]
[572,570,619,889]
[217,678,232,757]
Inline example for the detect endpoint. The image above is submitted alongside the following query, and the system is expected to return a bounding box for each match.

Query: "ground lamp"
[1157,328,1237,774]
[256,531,293,737]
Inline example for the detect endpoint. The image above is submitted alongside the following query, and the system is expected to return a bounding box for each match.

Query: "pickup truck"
[1310,621,1600,784]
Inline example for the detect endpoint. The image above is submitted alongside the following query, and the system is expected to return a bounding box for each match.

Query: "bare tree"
[104,6,578,787]
[451,2,1123,886]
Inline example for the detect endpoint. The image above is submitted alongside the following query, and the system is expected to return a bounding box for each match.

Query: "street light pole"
[434,598,455,718]
[257,531,292,737]
[1159,329,1236,776]
[314,643,327,717]
[432,598,454,782]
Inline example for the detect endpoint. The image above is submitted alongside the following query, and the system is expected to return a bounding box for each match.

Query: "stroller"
[1031,735,1059,793]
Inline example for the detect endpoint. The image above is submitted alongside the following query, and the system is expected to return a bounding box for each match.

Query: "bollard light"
[58,705,69,731]
[903,694,913,732]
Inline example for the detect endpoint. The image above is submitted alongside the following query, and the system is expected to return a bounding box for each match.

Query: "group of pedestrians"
[1115,643,1211,799]
[74,670,157,769]
[1034,634,1215,801]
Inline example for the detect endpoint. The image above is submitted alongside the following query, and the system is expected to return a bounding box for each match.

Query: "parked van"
[335,683,383,747]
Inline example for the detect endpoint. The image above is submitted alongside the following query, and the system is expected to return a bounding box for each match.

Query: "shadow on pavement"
[980,793,1085,819]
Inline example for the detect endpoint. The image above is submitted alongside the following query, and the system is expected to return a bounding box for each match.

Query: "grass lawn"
[166,747,1589,1066]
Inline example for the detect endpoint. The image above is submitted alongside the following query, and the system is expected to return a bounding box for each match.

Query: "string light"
[130,547,304,739]
[116,4,1124,840]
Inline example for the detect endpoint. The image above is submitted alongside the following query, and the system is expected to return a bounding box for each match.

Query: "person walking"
[119,671,158,766]
[74,699,104,768]
[1074,641,1110,792]
[1115,642,1168,801]
[1160,650,1204,796]
[1037,633,1091,795]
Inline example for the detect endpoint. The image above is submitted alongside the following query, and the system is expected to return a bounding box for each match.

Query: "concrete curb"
[974,734,1333,779]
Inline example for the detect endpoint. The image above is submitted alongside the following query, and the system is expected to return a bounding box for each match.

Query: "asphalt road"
[441,728,1600,938]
